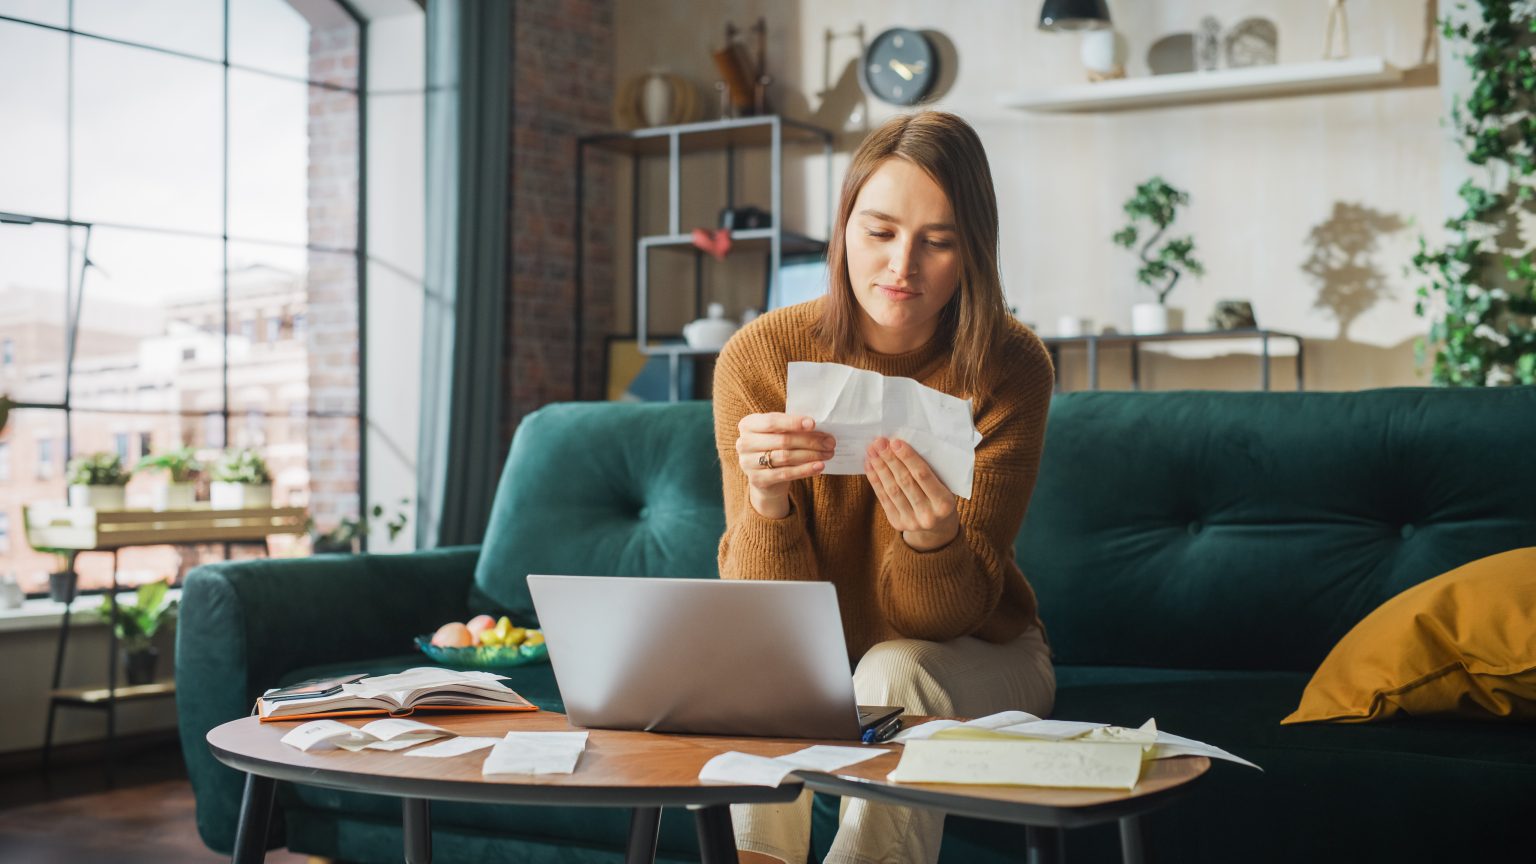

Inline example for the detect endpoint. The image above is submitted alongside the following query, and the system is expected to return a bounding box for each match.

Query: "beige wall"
[613,0,1446,390]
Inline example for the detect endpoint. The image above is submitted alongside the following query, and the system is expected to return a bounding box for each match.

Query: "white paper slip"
[280,719,371,752]
[892,711,1044,743]
[888,739,1145,790]
[776,746,890,773]
[359,718,453,741]
[482,731,589,775]
[995,719,1108,740]
[1151,731,1262,770]
[786,361,982,498]
[405,737,503,758]
[891,719,963,742]
[698,752,800,787]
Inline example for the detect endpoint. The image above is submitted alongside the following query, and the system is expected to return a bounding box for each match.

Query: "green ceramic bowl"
[414,636,549,669]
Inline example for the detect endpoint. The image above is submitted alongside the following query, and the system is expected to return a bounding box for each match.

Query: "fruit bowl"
[414,636,549,669]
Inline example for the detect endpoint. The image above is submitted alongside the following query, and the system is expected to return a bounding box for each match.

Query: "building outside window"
[0,3,364,595]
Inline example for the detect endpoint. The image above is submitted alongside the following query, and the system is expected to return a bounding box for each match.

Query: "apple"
[430,621,474,648]
[466,614,495,636]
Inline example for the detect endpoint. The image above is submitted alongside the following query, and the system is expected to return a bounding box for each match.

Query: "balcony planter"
[152,482,198,511]
[68,484,127,511]
[211,481,272,510]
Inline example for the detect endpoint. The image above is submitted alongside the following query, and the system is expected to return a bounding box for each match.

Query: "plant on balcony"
[66,452,130,486]
[211,448,271,485]
[1412,0,1536,385]
[312,498,412,554]
[210,448,273,509]
[135,446,202,482]
[95,579,178,684]
[66,452,130,510]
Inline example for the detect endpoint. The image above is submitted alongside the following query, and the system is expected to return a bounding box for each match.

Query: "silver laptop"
[527,575,901,740]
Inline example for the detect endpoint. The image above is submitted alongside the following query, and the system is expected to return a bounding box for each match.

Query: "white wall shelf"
[999,57,1406,113]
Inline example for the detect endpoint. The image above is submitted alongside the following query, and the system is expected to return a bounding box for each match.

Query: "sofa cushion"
[474,401,725,624]
[1284,546,1536,724]
[1019,387,1536,672]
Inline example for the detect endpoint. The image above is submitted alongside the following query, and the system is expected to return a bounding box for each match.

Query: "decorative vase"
[0,574,24,610]
[152,482,196,511]
[69,484,126,511]
[48,570,76,604]
[211,482,272,510]
[1132,303,1185,335]
[682,303,739,350]
[123,646,159,686]
[1080,29,1126,81]
[641,68,673,127]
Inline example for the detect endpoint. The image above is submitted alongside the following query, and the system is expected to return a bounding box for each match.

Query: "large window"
[0,2,364,596]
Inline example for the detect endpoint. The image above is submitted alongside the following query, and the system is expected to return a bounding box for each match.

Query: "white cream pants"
[732,626,1056,864]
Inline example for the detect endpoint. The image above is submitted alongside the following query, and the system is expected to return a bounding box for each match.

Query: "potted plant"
[95,579,177,685]
[312,498,411,554]
[1112,176,1205,334]
[66,452,130,510]
[135,446,203,511]
[33,546,77,604]
[210,448,272,509]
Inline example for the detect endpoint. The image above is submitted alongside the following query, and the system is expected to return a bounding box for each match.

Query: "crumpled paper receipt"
[482,731,589,776]
[786,362,982,498]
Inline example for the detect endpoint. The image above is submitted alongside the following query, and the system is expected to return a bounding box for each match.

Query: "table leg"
[231,773,275,864]
[626,806,662,864]
[693,804,739,864]
[1119,814,1148,864]
[403,798,432,864]
[1025,825,1064,864]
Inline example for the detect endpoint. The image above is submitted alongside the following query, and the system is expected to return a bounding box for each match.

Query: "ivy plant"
[1412,0,1536,385]
[1112,176,1205,305]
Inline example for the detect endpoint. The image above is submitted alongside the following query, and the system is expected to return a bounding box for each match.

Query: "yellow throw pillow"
[1283,546,1536,724]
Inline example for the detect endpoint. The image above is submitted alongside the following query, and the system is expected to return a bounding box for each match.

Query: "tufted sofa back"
[1018,387,1536,671]
[475,401,725,623]
[476,389,1536,672]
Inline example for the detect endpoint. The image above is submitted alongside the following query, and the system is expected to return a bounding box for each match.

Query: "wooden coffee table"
[207,712,1208,864]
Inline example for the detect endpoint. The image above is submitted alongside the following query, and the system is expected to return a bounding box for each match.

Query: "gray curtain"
[417,0,512,549]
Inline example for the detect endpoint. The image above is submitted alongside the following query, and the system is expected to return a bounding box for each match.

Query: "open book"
[258,667,538,721]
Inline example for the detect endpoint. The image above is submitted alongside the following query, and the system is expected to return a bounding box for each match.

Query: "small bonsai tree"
[135,446,202,483]
[1112,176,1205,305]
[66,452,130,486]
[212,448,271,485]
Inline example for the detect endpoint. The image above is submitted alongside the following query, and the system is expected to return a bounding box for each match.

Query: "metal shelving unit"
[574,116,835,400]
[1041,328,1306,391]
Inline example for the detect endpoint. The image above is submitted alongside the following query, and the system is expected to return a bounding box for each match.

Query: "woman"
[713,110,1056,864]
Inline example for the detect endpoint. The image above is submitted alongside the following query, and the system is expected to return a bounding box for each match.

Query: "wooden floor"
[0,739,309,864]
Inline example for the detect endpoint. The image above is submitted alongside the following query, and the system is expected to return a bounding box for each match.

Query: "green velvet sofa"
[178,388,1536,863]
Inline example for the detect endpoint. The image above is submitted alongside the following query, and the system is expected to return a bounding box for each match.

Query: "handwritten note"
[888,739,1146,790]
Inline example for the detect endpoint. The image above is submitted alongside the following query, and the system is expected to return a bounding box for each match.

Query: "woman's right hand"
[734,413,836,518]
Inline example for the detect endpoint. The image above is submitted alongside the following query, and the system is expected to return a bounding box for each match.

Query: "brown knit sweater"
[712,298,1056,663]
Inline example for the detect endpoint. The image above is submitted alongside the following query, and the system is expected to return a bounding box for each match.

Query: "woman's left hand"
[865,437,961,552]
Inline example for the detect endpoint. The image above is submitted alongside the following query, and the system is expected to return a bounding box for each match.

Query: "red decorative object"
[690,227,733,261]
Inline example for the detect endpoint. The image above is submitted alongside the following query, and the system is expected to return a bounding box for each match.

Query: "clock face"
[861,27,938,106]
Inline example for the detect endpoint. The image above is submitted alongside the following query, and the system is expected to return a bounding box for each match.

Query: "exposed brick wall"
[504,0,616,449]
[306,24,361,533]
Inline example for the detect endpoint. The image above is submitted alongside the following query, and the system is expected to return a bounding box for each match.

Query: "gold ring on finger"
[758,451,774,469]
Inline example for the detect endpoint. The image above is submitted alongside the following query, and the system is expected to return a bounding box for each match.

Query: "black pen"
[864,715,903,744]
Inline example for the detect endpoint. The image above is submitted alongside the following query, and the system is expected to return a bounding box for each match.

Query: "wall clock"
[860,27,939,106]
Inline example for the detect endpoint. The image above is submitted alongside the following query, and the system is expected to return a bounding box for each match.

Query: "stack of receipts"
[786,362,982,499]
[888,711,1260,791]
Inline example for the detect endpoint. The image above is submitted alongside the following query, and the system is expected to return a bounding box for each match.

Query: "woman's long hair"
[815,111,1010,398]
